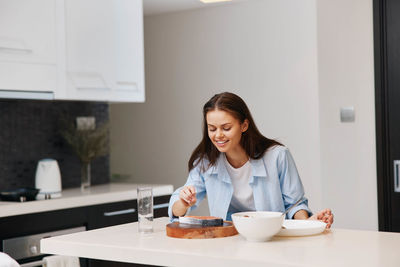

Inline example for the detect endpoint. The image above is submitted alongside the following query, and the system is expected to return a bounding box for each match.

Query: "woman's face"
[206,109,248,154]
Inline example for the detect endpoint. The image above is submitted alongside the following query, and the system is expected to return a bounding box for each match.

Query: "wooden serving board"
[166,221,238,239]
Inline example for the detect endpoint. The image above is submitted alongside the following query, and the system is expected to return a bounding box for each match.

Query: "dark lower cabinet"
[0,195,171,267]
[0,205,89,267]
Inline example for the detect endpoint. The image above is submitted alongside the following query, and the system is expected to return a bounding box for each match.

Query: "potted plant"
[60,117,109,190]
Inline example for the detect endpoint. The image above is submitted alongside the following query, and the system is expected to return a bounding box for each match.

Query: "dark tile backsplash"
[0,100,109,190]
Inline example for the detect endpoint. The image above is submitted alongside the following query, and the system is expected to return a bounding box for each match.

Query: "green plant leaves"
[59,118,109,163]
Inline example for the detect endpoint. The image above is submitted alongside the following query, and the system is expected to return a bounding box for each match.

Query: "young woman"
[168,92,333,228]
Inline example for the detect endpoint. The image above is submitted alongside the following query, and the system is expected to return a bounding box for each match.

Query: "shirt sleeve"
[277,147,313,219]
[168,165,207,222]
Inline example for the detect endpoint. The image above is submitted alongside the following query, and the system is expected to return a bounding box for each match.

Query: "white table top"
[41,217,400,267]
[0,183,173,217]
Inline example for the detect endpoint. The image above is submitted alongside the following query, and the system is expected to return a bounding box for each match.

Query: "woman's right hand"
[179,185,196,207]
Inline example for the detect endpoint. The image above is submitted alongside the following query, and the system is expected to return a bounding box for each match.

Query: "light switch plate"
[340,107,355,123]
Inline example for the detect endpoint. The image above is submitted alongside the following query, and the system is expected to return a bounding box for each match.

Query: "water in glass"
[137,187,153,233]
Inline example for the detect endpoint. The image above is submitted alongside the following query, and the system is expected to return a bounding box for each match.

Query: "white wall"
[111,0,321,213]
[317,0,377,230]
[110,0,377,229]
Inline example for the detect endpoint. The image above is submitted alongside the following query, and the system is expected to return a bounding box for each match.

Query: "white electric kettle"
[35,159,62,199]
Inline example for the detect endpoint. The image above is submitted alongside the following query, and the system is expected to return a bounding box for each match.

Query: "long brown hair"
[188,92,282,171]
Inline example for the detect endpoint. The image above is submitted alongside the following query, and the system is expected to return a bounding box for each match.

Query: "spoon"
[281,198,303,229]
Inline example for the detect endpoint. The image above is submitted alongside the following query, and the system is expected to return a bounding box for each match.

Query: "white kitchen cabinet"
[0,0,59,96]
[62,0,145,102]
[0,0,144,102]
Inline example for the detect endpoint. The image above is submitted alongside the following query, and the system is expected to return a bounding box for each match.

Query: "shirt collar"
[249,157,267,177]
[204,154,230,183]
[205,153,267,182]
[216,155,231,184]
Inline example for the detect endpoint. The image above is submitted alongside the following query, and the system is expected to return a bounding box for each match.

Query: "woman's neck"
[225,148,249,168]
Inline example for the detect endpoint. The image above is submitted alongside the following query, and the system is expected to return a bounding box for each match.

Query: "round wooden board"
[166,221,238,239]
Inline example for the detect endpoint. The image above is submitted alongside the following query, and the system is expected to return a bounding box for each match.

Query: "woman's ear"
[241,119,249,132]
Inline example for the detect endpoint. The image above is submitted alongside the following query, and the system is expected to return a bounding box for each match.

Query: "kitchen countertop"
[41,217,400,267]
[0,183,173,218]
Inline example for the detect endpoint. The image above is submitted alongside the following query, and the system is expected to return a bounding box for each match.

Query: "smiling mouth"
[215,140,228,145]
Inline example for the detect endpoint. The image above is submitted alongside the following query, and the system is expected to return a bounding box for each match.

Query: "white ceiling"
[143,0,251,16]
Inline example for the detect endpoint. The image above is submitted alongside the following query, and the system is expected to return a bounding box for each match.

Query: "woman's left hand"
[309,208,333,228]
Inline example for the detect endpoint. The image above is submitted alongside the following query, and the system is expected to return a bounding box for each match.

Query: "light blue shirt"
[168,145,313,221]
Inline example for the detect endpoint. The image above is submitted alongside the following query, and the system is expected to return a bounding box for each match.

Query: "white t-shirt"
[224,154,256,212]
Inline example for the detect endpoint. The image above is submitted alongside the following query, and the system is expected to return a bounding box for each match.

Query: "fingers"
[324,213,334,229]
[316,208,330,219]
[187,185,196,195]
[179,186,197,207]
[323,208,332,216]
[180,190,192,204]
[318,209,333,228]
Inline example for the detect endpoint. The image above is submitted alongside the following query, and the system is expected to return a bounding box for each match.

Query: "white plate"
[276,220,327,237]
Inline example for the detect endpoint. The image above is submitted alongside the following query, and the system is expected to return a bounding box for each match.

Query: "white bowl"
[231,211,284,242]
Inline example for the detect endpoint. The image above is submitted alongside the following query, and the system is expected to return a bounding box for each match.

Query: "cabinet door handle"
[0,46,32,54]
[69,72,110,90]
[154,203,169,210]
[395,160,400,192]
[104,208,136,217]
[116,81,138,91]
[103,203,168,216]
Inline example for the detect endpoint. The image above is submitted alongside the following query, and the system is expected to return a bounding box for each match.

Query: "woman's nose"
[216,129,224,138]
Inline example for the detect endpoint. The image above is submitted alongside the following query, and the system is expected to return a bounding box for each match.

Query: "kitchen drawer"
[153,195,170,218]
[87,195,171,229]
[0,206,87,242]
[87,200,137,230]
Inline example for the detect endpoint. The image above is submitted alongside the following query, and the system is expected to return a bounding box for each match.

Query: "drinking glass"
[137,187,153,233]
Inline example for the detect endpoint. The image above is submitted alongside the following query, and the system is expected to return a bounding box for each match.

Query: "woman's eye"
[209,128,216,132]
[223,128,231,131]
